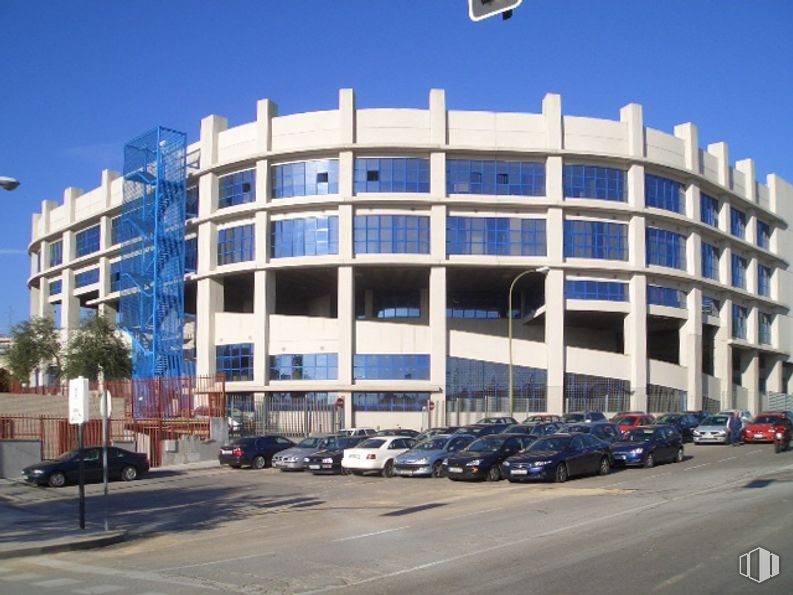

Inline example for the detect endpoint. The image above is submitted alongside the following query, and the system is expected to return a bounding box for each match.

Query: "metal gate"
[228,393,343,438]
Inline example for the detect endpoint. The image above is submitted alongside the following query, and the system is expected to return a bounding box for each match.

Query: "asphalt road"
[1,442,792,594]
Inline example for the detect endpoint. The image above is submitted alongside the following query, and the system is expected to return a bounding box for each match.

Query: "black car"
[504,422,568,439]
[684,410,711,424]
[375,428,420,437]
[563,411,607,424]
[452,423,511,438]
[304,436,367,474]
[21,447,150,488]
[414,426,462,443]
[218,435,295,469]
[610,425,683,468]
[655,413,700,442]
[444,433,534,481]
[501,433,611,483]
[566,422,622,445]
[475,416,518,425]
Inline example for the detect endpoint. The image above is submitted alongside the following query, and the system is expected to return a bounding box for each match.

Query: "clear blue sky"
[1,1,791,333]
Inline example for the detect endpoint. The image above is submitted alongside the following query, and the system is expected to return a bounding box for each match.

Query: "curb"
[0,530,127,560]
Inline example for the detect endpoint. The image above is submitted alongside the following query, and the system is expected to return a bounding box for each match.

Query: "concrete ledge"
[0,530,126,559]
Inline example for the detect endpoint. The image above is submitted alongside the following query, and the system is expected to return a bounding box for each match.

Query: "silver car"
[393,434,476,477]
[272,435,340,470]
[692,414,731,444]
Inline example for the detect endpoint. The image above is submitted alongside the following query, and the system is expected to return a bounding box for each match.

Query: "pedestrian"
[729,412,742,446]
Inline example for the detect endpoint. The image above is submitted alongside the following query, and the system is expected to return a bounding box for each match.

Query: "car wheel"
[432,461,444,478]
[598,456,610,476]
[644,453,655,469]
[674,448,683,463]
[251,455,266,470]
[341,466,350,475]
[48,471,66,488]
[120,466,138,482]
[382,460,394,478]
[486,465,501,482]
[351,469,363,476]
[554,463,568,483]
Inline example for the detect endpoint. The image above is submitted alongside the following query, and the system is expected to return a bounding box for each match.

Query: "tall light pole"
[0,177,20,191]
[508,266,550,418]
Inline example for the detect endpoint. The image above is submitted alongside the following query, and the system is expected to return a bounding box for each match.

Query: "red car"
[612,414,656,434]
[743,412,792,443]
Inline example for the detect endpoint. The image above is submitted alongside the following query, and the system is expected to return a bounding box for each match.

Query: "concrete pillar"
[620,103,645,158]
[545,269,565,413]
[745,352,760,414]
[61,270,80,331]
[430,152,446,199]
[683,288,703,410]
[338,266,354,386]
[766,357,784,393]
[256,159,270,205]
[746,257,758,294]
[720,245,732,288]
[629,214,646,270]
[429,266,447,422]
[689,231,702,278]
[339,151,354,199]
[254,211,270,266]
[98,256,110,300]
[429,89,446,146]
[199,115,228,170]
[685,183,700,223]
[256,99,278,152]
[735,159,756,203]
[197,221,217,274]
[627,164,645,210]
[99,215,111,252]
[626,275,648,410]
[542,93,562,150]
[198,173,219,218]
[196,277,223,376]
[63,187,83,226]
[546,208,564,265]
[254,270,273,384]
[339,88,356,145]
[707,142,730,189]
[674,122,700,173]
[338,204,354,260]
[716,297,733,408]
[546,156,563,204]
[430,204,447,261]
[100,169,119,210]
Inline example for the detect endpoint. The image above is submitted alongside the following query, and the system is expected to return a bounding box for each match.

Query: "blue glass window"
[645,174,684,214]
[700,193,719,227]
[701,242,719,280]
[354,158,429,193]
[732,305,747,340]
[49,279,62,296]
[702,295,721,316]
[271,217,339,258]
[447,292,516,319]
[218,170,255,208]
[111,216,136,246]
[731,253,747,289]
[75,268,99,288]
[49,240,63,268]
[564,220,628,261]
[75,225,100,257]
[272,160,339,198]
[354,215,430,254]
[647,285,685,308]
[757,220,771,249]
[730,207,746,239]
[217,224,255,265]
[373,290,420,318]
[185,237,197,273]
[447,217,546,256]
[186,185,199,219]
[759,312,772,345]
[758,264,771,297]
[563,164,626,201]
[353,354,430,380]
[270,354,338,380]
[446,357,546,409]
[565,280,627,301]
[447,160,545,196]
[353,392,431,412]
[216,343,254,381]
[646,228,686,270]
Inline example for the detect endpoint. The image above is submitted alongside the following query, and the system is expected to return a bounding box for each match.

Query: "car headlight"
[503,460,511,467]
[442,458,449,465]
[715,431,726,435]
[303,457,310,463]
[31,469,44,475]
[629,448,644,455]
[322,457,334,463]
[466,459,482,466]
[692,430,701,435]
[412,458,429,465]
[775,432,783,440]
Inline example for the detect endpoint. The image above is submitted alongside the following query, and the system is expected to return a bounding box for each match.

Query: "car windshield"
[564,414,584,422]
[296,437,329,449]
[753,416,782,424]
[357,439,386,449]
[527,437,570,452]
[656,415,678,423]
[55,449,79,462]
[414,438,448,451]
[702,416,729,426]
[567,424,591,433]
[465,437,507,453]
[619,428,655,441]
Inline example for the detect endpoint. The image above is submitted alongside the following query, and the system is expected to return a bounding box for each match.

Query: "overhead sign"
[469,0,523,21]
[68,377,90,425]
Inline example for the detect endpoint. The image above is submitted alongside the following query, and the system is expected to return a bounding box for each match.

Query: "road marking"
[1,573,42,581]
[158,551,275,572]
[32,578,81,588]
[445,507,503,520]
[332,526,409,543]
[683,463,711,471]
[74,586,125,594]
[716,456,739,463]
[651,561,707,592]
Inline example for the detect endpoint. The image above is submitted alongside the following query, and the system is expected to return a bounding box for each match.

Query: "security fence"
[227,392,343,439]
[759,392,793,412]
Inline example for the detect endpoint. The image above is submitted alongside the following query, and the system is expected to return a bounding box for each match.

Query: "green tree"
[63,315,132,381]
[6,316,61,384]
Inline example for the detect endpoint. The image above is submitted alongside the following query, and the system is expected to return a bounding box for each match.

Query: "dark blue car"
[610,425,683,468]
[501,433,611,483]
[655,413,700,443]
[566,422,622,445]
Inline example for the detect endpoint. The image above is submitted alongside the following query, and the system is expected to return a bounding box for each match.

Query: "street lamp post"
[0,177,20,191]
[508,266,549,418]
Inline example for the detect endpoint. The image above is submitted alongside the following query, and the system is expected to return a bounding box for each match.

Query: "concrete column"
[339,151,354,199]
[620,103,645,158]
[98,256,110,300]
[686,184,700,223]
[198,173,218,218]
[688,231,702,278]
[99,215,111,252]
[746,257,758,294]
[337,266,354,386]
[430,204,447,261]
[735,159,756,203]
[546,156,563,203]
[546,207,564,265]
[545,269,565,414]
[542,93,562,150]
[745,352,761,414]
[766,357,784,393]
[429,89,446,146]
[63,187,83,226]
[33,279,47,318]
[256,159,270,205]
[197,221,217,274]
[626,275,648,410]
[339,88,356,145]
[199,115,228,170]
[254,270,273,384]
[100,170,119,210]
[196,277,223,376]
[707,142,730,189]
[61,270,80,331]
[255,210,270,266]
[256,99,278,152]
[62,230,75,264]
[338,204,354,260]
[720,245,732,288]
[629,214,646,270]
[683,288,703,410]
[429,266,447,423]
[747,306,759,347]
[674,122,700,173]
[716,297,733,408]
[430,152,446,199]
[627,164,645,210]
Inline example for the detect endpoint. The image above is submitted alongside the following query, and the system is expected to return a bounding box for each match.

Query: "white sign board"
[68,377,90,425]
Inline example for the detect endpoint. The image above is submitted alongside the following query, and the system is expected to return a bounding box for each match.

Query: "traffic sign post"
[68,377,90,530]
[469,0,523,22]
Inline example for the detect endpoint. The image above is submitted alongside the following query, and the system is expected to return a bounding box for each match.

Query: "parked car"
[566,421,622,445]
[684,410,711,423]
[523,414,563,423]
[612,413,656,435]
[501,433,611,483]
[21,447,150,487]
[692,414,732,444]
[342,436,416,477]
[375,428,420,437]
[655,413,700,442]
[562,411,607,424]
[303,436,368,474]
[272,434,342,471]
[611,426,683,467]
[452,423,511,438]
[337,427,377,437]
[743,413,793,444]
[719,409,753,424]
[475,416,518,425]
[443,434,533,481]
[504,422,568,438]
[218,435,295,469]
[414,427,462,443]
[394,434,476,477]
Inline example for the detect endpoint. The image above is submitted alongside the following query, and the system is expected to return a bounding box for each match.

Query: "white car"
[341,436,416,477]
[337,427,377,438]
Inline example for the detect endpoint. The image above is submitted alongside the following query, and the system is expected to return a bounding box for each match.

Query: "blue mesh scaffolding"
[119,127,187,380]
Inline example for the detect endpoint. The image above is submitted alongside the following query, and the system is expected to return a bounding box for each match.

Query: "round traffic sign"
[335,397,344,408]
[428,401,435,411]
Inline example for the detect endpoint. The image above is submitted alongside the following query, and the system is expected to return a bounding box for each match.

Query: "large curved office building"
[28,89,793,428]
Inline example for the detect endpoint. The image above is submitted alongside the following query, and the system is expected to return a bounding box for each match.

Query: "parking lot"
[1,441,792,594]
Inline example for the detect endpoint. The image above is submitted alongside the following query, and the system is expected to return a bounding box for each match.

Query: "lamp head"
[0,177,20,191]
